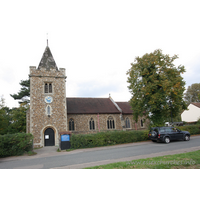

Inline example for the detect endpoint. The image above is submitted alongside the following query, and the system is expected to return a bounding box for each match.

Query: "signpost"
[59,132,71,150]
[61,135,70,142]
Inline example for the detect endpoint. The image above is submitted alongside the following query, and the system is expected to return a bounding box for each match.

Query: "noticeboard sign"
[61,134,70,142]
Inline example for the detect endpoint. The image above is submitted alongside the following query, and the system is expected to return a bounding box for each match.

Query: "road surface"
[0,135,200,169]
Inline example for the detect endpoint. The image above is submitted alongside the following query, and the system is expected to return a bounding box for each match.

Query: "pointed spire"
[38,44,58,70]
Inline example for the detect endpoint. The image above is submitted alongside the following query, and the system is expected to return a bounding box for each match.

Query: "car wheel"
[184,135,190,141]
[164,137,170,144]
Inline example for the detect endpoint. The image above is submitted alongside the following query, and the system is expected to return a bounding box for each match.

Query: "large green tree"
[0,96,28,135]
[127,49,187,126]
[10,79,30,104]
[184,83,200,105]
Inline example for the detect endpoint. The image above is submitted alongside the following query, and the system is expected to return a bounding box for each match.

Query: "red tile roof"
[66,98,133,114]
[67,98,120,114]
[115,102,133,114]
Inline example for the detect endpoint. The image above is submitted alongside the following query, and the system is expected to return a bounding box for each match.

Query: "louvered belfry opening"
[44,83,53,93]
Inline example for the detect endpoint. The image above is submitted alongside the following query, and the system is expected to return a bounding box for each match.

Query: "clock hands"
[45,96,53,103]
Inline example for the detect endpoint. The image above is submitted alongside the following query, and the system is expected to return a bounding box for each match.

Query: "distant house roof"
[67,98,133,114]
[181,102,200,122]
[191,102,200,109]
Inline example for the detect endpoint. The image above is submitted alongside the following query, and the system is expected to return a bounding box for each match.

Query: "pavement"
[1,136,200,168]
[0,141,150,162]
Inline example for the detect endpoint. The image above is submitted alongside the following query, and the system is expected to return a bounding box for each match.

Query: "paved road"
[1,135,200,169]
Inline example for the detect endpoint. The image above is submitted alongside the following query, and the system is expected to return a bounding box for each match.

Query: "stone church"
[26,44,147,148]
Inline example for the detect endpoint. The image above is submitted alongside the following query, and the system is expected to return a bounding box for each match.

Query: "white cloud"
[0,0,200,107]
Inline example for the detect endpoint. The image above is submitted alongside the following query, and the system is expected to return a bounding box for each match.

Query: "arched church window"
[44,83,53,93]
[125,117,130,128]
[89,118,95,130]
[107,116,115,129]
[69,118,75,131]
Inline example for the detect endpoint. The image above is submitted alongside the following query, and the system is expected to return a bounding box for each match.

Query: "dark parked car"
[148,127,190,144]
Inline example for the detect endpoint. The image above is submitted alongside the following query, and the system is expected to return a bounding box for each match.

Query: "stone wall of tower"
[26,108,30,133]
[29,66,67,147]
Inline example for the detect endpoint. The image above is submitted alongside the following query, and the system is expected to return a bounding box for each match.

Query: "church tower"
[28,43,67,147]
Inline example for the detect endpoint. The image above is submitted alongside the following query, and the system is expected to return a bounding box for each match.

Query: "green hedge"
[0,133,33,157]
[70,130,149,149]
[178,125,200,135]
[70,125,200,150]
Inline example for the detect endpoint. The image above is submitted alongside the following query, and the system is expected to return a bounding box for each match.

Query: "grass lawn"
[86,150,200,169]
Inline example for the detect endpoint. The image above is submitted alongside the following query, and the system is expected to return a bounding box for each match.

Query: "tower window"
[44,83,53,93]
[69,118,75,131]
[107,116,115,129]
[89,118,95,130]
[47,105,51,116]
[45,83,48,93]
[49,83,52,93]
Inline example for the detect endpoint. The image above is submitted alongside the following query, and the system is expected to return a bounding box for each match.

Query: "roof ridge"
[109,96,122,113]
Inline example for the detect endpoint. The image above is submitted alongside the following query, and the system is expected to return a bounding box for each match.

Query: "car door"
[175,129,184,140]
[168,127,177,140]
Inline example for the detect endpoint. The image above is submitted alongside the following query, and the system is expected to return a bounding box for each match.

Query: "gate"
[44,128,55,146]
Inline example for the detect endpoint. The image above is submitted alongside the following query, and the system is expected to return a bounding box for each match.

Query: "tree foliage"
[0,96,28,135]
[0,96,10,135]
[184,83,200,105]
[8,103,29,134]
[1,79,30,135]
[127,49,187,126]
[10,79,30,104]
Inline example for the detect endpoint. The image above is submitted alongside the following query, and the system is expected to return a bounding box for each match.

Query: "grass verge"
[85,150,200,169]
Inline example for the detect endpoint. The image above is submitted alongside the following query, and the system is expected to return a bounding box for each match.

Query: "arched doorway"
[44,128,55,146]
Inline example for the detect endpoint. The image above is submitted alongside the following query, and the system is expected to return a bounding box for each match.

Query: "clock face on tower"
[45,96,53,103]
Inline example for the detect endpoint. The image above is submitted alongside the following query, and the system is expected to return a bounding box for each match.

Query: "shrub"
[178,125,200,135]
[70,130,149,149]
[0,133,33,157]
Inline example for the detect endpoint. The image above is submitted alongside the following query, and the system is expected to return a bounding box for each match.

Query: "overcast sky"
[0,0,200,108]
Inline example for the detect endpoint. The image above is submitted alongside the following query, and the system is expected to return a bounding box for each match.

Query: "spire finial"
[47,33,48,46]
